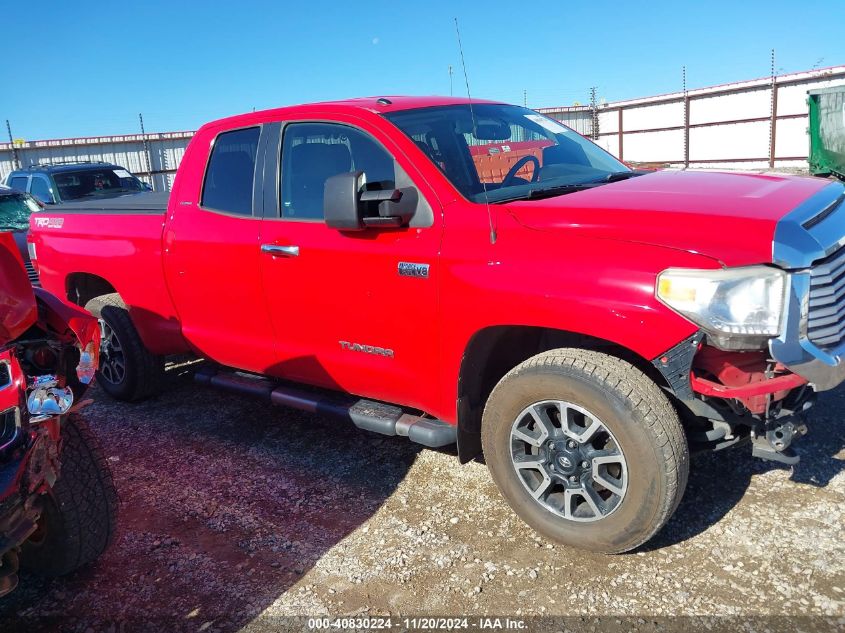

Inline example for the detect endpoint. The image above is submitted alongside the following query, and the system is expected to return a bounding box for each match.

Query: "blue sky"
[2,0,842,140]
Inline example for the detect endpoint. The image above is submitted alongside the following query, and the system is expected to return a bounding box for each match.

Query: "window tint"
[280,123,395,220]
[29,177,53,204]
[8,176,28,192]
[53,169,141,201]
[201,127,260,215]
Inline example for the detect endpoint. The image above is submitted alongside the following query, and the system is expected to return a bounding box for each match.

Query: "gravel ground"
[0,363,843,632]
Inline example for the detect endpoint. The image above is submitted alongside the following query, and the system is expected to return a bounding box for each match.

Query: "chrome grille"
[24,260,40,287]
[808,245,845,348]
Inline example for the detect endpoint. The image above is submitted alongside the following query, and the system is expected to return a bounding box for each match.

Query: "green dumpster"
[808,85,845,181]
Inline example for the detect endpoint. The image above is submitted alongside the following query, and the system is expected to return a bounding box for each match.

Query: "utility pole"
[523,89,527,107]
[590,87,599,140]
[449,65,454,96]
[139,113,155,192]
[769,49,777,169]
[683,66,689,169]
[6,120,20,169]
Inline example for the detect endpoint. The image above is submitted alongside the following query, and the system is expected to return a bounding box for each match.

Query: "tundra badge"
[398,262,429,278]
[339,341,394,358]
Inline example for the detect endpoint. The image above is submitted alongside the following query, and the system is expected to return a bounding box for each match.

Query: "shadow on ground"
[0,364,423,632]
[646,387,845,550]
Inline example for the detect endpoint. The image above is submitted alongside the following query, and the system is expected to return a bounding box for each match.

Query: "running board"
[194,368,457,448]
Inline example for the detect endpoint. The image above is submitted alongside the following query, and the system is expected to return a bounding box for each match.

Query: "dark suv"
[3,161,151,205]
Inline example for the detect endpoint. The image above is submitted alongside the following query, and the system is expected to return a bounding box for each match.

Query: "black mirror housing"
[324,171,366,230]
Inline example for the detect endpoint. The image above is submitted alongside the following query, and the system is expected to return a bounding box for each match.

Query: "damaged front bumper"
[653,336,816,466]
[653,333,815,465]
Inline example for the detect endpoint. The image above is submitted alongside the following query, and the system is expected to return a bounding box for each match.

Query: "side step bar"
[195,368,457,448]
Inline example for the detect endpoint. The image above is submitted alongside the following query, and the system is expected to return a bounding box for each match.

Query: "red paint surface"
[0,232,36,345]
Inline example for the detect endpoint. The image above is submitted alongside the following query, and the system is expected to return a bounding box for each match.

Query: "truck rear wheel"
[84,293,164,401]
[20,414,118,576]
[481,348,688,553]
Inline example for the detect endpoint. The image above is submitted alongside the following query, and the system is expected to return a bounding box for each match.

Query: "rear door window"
[201,127,261,216]
[29,177,53,204]
[8,176,28,192]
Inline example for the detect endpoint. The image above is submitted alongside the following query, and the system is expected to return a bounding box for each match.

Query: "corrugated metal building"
[0,131,194,192]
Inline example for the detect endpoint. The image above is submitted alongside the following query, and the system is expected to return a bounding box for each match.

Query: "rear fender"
[0,234,36,345]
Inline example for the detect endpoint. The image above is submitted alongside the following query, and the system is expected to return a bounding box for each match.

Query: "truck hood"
[506,170,833,267]
[0,232,36,346]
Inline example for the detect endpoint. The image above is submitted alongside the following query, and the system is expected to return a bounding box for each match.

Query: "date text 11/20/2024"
[307,617,527,630]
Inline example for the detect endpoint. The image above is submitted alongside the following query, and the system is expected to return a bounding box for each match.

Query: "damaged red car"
[0,232,116,597]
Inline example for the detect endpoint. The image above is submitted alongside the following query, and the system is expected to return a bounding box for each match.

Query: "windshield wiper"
[492,183,599,203]
[525,182,603,200]
[493,170,647,203]
[596,170,645,183]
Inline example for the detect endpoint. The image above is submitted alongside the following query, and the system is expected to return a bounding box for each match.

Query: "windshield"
[53,168,146,201]
[0,193,39,231]
[385,104,629,203]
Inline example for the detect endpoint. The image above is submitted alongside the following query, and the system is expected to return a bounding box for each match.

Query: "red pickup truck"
[28,96,845,553]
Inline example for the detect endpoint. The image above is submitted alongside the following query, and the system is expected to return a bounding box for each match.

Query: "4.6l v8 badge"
[398,262,429,278]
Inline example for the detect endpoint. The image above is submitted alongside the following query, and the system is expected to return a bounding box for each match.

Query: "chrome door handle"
[261,244,300,257]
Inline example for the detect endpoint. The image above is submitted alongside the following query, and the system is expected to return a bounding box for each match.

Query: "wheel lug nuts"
[568,475,578,483]
[581,461,590,469]
[567,440,577,449]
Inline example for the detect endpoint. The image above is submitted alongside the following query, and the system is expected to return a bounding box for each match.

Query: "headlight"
[657,266,787,343]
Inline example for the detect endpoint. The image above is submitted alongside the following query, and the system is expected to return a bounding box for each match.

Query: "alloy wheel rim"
[98,319,126,386]
[509,400,628,523]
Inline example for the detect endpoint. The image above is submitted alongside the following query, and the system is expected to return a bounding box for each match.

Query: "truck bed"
[53,191,170,214]
[30,190,184,355]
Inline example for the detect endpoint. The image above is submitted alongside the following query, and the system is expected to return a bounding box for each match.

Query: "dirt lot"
[1,363,843,632]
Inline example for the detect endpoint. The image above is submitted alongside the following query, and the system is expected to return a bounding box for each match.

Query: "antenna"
[139,113,155,192]
[454,17,496,244]
[6,120,20,170]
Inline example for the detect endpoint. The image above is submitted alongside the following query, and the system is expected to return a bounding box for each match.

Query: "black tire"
[84,293,164,401]
[481,348,689,554]
[20,414,118,576]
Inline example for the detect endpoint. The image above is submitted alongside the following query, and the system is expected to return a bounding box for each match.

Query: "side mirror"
[324,171,417,231]
[324,171,365,230]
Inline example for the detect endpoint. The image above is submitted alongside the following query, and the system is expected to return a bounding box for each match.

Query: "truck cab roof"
[18,161,124,174]
[204,96,505,131]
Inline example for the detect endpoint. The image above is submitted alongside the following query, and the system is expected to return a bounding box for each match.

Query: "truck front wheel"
[481,348,688,554]
[84,293,164,401]
[20,414,118,576]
